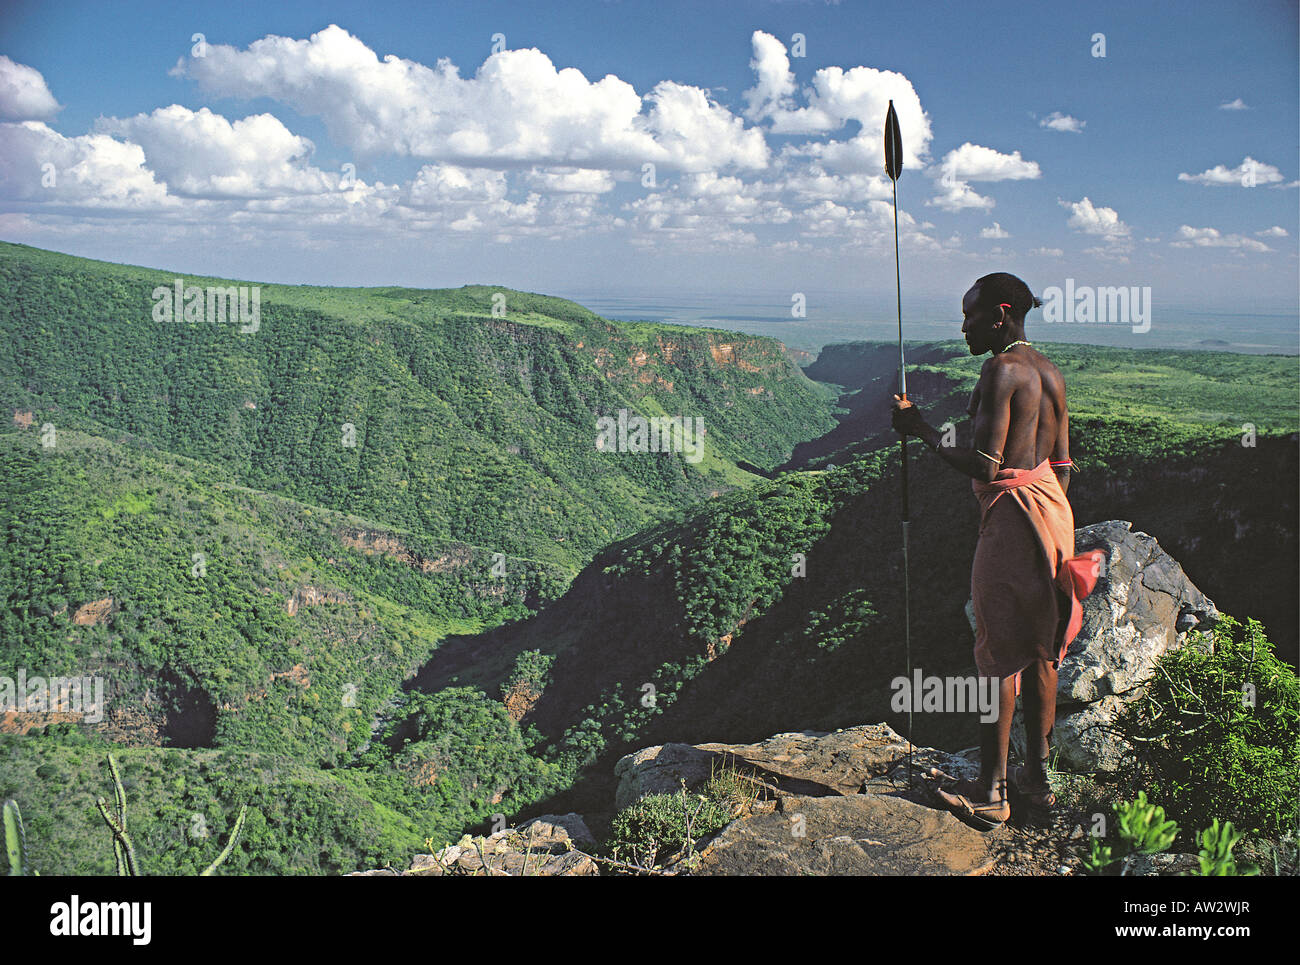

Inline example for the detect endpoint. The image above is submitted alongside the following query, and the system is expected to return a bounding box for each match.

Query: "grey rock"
[615,723,979,811]
[1122,852,1202,876]
[520,812,598,852]
[614,742,723,812]
[1063,521,1218,705]
[691,793,996,876]
[431,820,599,875]
[616,725,998,875]
[350,813,599,876]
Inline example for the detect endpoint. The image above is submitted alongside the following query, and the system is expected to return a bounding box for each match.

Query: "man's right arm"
[914,360,1013,483]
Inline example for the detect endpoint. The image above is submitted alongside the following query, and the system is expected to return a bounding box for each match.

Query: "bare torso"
[967,346,1069,473]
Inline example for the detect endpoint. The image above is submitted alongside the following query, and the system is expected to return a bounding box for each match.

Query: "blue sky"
[1,0,1296,326]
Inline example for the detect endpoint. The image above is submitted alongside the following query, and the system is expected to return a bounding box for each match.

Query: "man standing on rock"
[890,272,1103,828]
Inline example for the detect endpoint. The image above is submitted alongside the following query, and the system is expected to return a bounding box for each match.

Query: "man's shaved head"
[970,272,1042,322]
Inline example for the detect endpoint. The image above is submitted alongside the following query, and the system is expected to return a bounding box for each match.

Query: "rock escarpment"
[617,724,997,875]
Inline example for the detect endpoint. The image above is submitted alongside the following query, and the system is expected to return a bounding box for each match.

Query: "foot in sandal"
[1008,764,1056,809]
[935,778,1010,830]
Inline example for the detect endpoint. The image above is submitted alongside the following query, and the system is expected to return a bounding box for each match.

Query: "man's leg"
[976,673,1017,803]
[1019,658,1057,783]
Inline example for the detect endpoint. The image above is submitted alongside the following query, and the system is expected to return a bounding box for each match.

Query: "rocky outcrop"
[616,724,1000,876]
[502,680,541,722]
[1055,520,1219,769]
[615,723,979,811]
[340,529,474,575]
[692,793,997,876]
[350,727,1001,877]
[352,718,1219,876]
[349,813,599,876]
[966,520,1219,771]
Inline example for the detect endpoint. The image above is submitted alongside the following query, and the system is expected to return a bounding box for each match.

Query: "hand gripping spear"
[884,99,913,787]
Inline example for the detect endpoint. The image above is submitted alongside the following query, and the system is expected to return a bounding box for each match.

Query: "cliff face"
[553,317,837,468]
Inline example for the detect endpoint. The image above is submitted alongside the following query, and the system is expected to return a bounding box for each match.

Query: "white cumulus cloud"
[523,167,615,194]
[173,24,766,173]
[96,106,335,199]
[1178,156,1286,187]
[0,56,60,121]
[928,143,1040,211]
[0,121,173,208]
[408,164,507,204]
[940,143,1041,182]
[742,31,800,124]
[1060,197,1130,239]
[1170,225,1270,251]
[741,31,932,170]
[625,170,789,246]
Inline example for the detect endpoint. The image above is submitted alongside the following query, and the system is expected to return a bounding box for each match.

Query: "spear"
[884,98,913,786]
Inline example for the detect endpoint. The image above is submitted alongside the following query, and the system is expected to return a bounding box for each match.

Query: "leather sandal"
[1009,765,1056,809]
[936,779,1011,831]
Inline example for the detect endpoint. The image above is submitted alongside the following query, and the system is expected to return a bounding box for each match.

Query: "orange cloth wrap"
[970,458,1104,683]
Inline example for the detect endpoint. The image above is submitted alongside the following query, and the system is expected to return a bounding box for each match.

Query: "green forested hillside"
[0,241,837,570]
[0,426,559,760]
[0,423,578,873]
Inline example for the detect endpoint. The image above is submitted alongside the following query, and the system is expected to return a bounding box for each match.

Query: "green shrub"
[1116,614,1299,838]
[1081,793,1176,875]
[606,761,759,869]
[501,649,555,698]
[1080,794,1258,876]
[1195,819,1254,877]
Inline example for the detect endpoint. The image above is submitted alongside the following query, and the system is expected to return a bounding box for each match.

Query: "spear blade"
[884,99,904,182]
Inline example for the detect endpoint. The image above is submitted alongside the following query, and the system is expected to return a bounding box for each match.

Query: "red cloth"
[970,458,1104,685]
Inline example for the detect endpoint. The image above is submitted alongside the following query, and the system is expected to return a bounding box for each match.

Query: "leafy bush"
[1116,614,1299,838]
[1081,793,1177,875]
[501,650,555,698]
[1080,793,1258,876]
[1194,819,1255,877]
[606,762,759,869]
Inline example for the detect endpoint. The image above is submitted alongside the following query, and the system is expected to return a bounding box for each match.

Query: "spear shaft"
[884,99,912,787]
